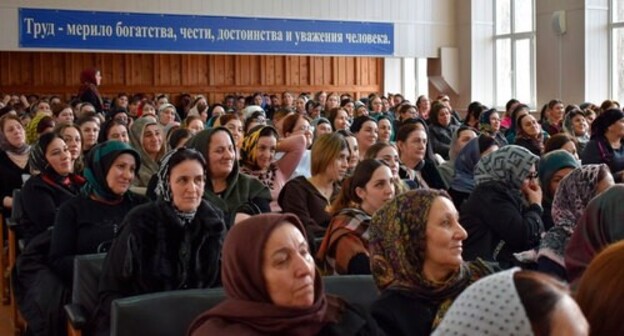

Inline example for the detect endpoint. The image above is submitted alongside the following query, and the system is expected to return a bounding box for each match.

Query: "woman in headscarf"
[95,147,225,335]
[239,125,306,212]
[369,189,496,335]
[48,141,147,288]
[460,145,543,268]
[186,127,271,227]
[21,132,85,243]
[188,213,382,335]
[0,114,31,219]
[479,108,508,147]
[537,150,580,231]
[563,107,590,154]
[428,101,459,160]
[433,268,588,336]
[580,108,624,182]
[437,125,477,187]
[537,164,614,280]
[316,159,395,275]
[129,116,166,193]
[77,67,103,113]
[448,134,499,211]
[565,185,624,285]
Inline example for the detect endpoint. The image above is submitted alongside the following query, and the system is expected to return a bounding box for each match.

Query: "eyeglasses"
[527,172,539,180]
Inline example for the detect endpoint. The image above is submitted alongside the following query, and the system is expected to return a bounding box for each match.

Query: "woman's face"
[571,115,588,136]
[355,106,369,118]
[56,108,75,124]
[326,95,340,110]
[45,138,73,176]
[142,124,163,155]
[422,196,468,281]
[80,121,100,150]
[561,141,579,160]
[371,98,383,113]
[345,136,359,170]
[3,119,26,147]
[142,104,156,117]
[170,159,205,212]
[607,118,624,138]
[343,102,354,116]
[418,97,431,112]
[295,98,307,113]
[159,107,176,126]
[356,120,378,151]
[489,112,501,131]
[375,145,400,178]
[225,119,244,148]
[317,92,327,105]
[107,124,129,144]
[325,147,349,182]
[61,127,82,160]
[208,131,236,179]
[401,106,418,121]
[398,129,427,164]
[548,167,574,198]
[187,119,205,135]
[551,103,565,121]
[291,117,313,148]
[520,115,540,137]
[437,107,452,127]
[378,119,392,143]
[254,95,264,106]
[315,123,332,138]
[455,129,477,154]
[356,165,395,215]
[283,93,294,107]
[106,153,136,195]
[263,222,315,309]
[95,71,102,86]
[585,111,596,125]
[333,109,350,131]
[255,135,277,170]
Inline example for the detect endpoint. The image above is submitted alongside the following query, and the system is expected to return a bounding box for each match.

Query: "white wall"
[0,0,457,58]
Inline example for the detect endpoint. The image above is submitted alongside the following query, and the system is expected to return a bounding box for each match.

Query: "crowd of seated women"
[2,67,624,335]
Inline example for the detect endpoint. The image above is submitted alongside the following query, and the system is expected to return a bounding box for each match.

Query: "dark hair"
[514,270,568,336]
[244,111,266,133]
[168,128,193,149]
[350,115,376,133]
[364,142,393,159]
[330,159,386,215]
[0,114,22,133]
[37,132,65,156]
[465,101,485,127]
[166,147,207,177]
[544,133,576,154]
[51,103,73,118]
[327,107,348,131]
[506,98,520,112]
[396,123,425,143]
[99,119,128,143]
[218,114,240,127]
[510,104,530,130]
[477,134,497,154]
[76,115,100,127]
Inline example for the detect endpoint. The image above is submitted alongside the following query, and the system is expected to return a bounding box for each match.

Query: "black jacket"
[371,289,440,336]
[95,199,226,333]
[460,181,543,268]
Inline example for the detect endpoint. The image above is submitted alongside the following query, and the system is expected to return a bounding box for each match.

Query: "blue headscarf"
[83,141,141,201]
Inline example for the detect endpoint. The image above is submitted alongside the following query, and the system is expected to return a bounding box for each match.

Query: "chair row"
[67,253,378,336]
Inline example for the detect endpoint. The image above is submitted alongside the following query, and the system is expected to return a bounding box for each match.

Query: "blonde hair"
[311,133,347,176]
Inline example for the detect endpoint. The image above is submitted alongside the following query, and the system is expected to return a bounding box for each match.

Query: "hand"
[20,95,29,107]
[522,183,542,205]
[2,94,10,105]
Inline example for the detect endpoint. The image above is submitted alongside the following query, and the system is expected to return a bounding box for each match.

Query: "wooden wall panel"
[0,52,383,103]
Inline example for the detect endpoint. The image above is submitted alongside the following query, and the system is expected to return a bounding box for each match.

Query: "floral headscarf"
[369,189,494,328]
[538,164,607,267]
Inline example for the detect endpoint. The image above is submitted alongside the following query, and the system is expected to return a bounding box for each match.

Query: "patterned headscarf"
[565,185,624,284]
[240,125,278,170]
[0,115,30,155]
[539,164,607,267]
[83,141,141,201]
[478,108,497,135]
[26,113,50,145]
[432,268,533,336]
[369,189,494,329]
[474,145,539,189]
[29,132,59,173]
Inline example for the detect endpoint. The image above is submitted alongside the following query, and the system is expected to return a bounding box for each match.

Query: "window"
[494,0,536,108]
[612,0,624,103]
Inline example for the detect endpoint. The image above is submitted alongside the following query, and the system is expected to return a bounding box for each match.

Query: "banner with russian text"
[18,8,394,56]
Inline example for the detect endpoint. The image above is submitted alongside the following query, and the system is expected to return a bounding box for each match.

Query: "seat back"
[323,275,378,311]
[72,253,107,313]
[110,288,226,336]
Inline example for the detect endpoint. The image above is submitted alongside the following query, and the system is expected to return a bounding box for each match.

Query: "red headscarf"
[188,213,343,335]
[80,67,99,85]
